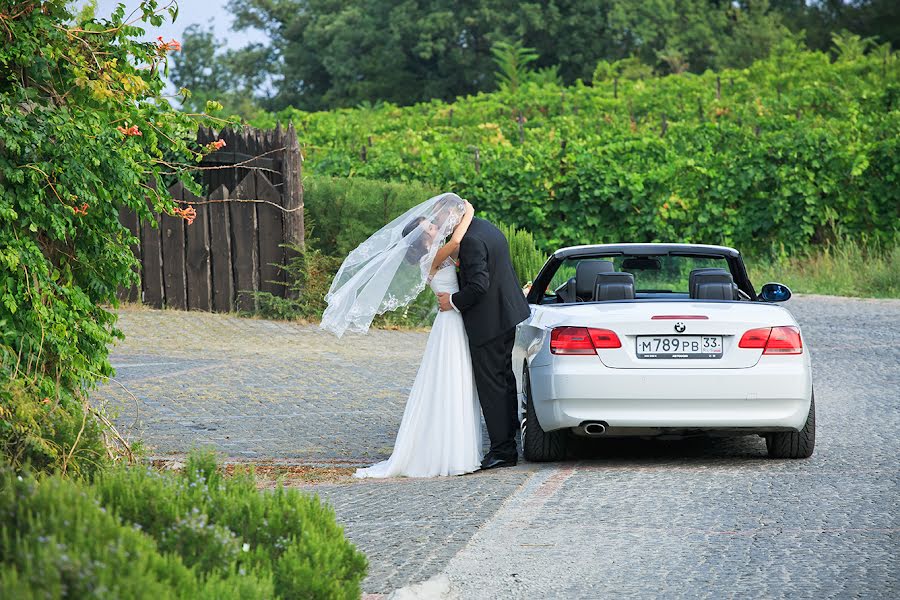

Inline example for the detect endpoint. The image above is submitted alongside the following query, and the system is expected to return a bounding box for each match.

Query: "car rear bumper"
[527,356,812,432]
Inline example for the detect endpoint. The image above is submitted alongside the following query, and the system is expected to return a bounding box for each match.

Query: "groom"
[437,217,531,470]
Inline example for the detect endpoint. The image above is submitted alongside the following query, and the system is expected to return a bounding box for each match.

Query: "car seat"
[690,269,738,300]
[559,260,615,302]
[593,272,636,301]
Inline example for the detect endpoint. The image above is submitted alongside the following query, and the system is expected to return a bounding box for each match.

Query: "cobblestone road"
[97,296,899,597]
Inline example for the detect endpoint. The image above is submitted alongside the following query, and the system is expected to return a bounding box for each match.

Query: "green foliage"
[191,0,817,111]
[499,224,547,285]
[304,176,442,257]
[830,30,878,62]
[0,2,227,472]
[0,374,106,477]
[528,65,564,87]
[492,41,539,93]
[748,237,900,298]
[253,45,899,256]
[251,177,443,328]
[251,245,341,321]
[0,462,274,599]
[592,56,655,83]
[170,24,268,118]
[773,0,900,56]
[1,451,367,598]
[93,450,367,598]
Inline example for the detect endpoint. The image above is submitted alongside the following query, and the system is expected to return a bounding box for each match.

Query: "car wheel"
[766,392,816,459]
[521,369,567,462]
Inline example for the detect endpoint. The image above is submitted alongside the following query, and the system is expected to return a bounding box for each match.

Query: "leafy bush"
[305,175,441,256]
[94,450,367,598]
[0,463,274,599]
[1,451,367,599]
[0,2,225,471]
[255,44,900,255]
[499,223,548,285]
[0,375,106,478]
[252,245,342,321]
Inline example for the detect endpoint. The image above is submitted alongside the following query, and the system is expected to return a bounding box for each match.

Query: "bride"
[320,193,482,477]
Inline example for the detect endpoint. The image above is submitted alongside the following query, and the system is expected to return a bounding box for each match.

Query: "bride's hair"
[402,217,429,265]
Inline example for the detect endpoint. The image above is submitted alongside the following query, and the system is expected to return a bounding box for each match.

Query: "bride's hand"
[463,200,474,216]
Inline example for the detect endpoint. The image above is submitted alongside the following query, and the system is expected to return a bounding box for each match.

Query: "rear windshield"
[548,255,731,296]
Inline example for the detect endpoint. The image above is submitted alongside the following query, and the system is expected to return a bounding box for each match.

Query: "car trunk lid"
[531,301,796,369]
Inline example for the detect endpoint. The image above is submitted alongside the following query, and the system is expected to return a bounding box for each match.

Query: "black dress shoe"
[480,455,517,470]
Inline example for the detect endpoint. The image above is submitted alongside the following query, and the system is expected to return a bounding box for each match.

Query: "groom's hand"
[436,292,453,312]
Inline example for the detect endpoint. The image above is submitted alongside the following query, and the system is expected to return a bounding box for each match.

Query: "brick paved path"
[97,296,899,597]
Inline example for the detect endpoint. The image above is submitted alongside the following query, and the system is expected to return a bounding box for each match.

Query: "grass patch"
[748,238,899,299]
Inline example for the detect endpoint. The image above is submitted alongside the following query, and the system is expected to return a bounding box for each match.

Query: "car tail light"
[589,328,622,349]
[738,328,771,348]
[763,326,803,354]
[551,327,621,355]
[739,326,802,355]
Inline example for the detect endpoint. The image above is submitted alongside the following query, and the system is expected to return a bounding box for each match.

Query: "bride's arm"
[430,200,474,271]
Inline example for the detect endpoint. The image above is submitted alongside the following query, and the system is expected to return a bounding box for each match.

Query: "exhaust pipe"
[583,422,607,436]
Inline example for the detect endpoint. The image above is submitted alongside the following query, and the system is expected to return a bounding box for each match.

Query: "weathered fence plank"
[207,185,234,312]
[184,184,212,311]
[118,208,141,302]
[140,191,165,309]
[230,173,259,311]
[255,172,286,296]
[161,181,187,310]
[283,122,304,248]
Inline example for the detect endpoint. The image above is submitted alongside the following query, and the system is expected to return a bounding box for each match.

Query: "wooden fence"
[119,124,304,312]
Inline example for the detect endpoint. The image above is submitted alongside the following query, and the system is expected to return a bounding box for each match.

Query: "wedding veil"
[319,192,467,337]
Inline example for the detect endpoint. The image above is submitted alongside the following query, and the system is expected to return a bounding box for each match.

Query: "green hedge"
[259,46,900,254]
[1,452,367,599]
[305,176,441,256]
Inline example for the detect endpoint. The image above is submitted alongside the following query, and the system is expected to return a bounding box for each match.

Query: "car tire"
[521,369,567,462]
[766,392,816,459]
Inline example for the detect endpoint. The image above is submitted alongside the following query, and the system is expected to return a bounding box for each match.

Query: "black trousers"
[469,327,519,460]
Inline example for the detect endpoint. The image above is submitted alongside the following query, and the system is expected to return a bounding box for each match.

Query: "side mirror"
[759,282,792,302]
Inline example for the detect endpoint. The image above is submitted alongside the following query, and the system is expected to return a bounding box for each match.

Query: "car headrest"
[691,270,737,300]
[689,268,730,297]
[594,272,635,301]
[576,260,615,299]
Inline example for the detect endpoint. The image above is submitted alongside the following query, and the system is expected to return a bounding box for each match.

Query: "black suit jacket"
[451,218,531,346]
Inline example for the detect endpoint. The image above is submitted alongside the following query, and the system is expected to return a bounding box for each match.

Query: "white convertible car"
[514,243,815,461]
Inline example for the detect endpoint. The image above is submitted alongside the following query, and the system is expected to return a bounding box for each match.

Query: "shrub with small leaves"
[1,450,366,598]
[0,462,275,598]
[93,450,368,598]
[499,223,547,285]
[0,2,228,472]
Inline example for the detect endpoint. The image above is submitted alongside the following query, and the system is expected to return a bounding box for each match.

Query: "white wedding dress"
[354,263,483,478]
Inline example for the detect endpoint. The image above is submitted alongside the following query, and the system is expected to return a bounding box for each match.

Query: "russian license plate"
[636,336,724,359]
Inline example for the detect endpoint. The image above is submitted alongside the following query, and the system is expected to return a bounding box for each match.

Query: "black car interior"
[688,268,739,300]
[550,260,742,303]
[556,259,615,302]
[594,272,636,301]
